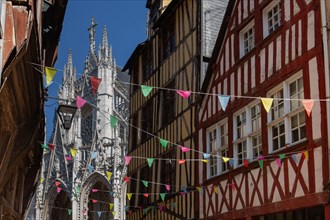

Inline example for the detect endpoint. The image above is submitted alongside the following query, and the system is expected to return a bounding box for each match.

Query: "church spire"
[67,49,73,70]
[88,17,97,54]
[102,26,108,49]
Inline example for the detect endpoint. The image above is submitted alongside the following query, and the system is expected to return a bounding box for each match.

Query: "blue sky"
[46,0,148,141]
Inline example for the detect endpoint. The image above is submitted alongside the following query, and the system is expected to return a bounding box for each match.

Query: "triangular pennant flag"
[90,76,102,95]
[178,160,186,164]
[88,165,94,173]
[92,199,97,203]
[109,203,114,210]
[147,158,154,167]
[41,144,48,150]
[202,159,208,163]
[228,159,234,168]
[123,176,130,182]
[70,148,77,157]
[65,156,72,161]
[257,155,265,160]
[292,154,298,164]
[127,193,132,200]
[124,156,132,165]
[180,146,190,153]
[275,158,282,167]
[97,211,102,217]
[67,209,72,215]
[160,193,166,201]
[196,187,202,192]
[106,171,112,180]
[165,184,171,191]
[159,138,168,148]
[142,180,148,187]
[56,187,61,193]
[258,160,264,169]
[179,192,186,196]
[214,186,219,194]
[92,189,98,193]
[279,154,286,160]
[231,183,237,190]
[173,202,177,209]
[55,181,61,187]
[76,96,87,110]
[303,151,309,161]
[222,157,230,163]
[261,98,273,113]
[143,193,149,198]
[112,212,116,217]
[141,85,153,97]
[110,115,118,128]
[218,95,230,111]
[243,159,249,168]
[182,186,187,193]
[110,192,115,196]
[45,67,57,85]
[82,209,87,216]
[91,151,98,160]
[176,90,191,99]
[40,178,45,184]
[48,144,55,150]
[75,185,81,193]
[203,153,210,159]
[302,99,314,117]
[143,207,150,214]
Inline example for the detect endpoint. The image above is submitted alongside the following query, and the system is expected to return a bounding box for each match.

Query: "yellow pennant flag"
[303,151,309,161]
[202,159,208,163]
[106,171,112,180]
[70,148,77,157]
[45,67,57,85]
[261,98,273,113]
[196,187,202,192]
[40,178,45,184]
[214,186,219,194]
[109,203,114,210]
[127,193,132,200]
[112,212,116,217]
[222,157,230,163]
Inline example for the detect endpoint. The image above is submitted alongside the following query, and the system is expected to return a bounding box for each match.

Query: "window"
[240,21,255,57]
[162,81,176,126]
[143,44,153,81]
[131,64,139,92]
[234,103,262,168]
[142,101,153,142]
[263,1,281,37]
[268,74,306,152]
[206,120,228,179]
[130,114,139,151]
[162,19,175,60]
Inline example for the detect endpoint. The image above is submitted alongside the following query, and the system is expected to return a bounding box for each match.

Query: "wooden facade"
[123,0,200,219]
[198,0,329,219]
[0,0,67,219]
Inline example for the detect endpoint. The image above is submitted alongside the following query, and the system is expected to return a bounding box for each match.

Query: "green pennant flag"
[68,209,72,215]
[160,193,166,201]
[110,115,118,128]
[173,202,176,209]
[258,160,264,169]
[279,154,285,160]
[143,207,150,214]
[142,180,148,187]
[147,158,154,167]
[141,85,153,97]
[75,185,81,193]
[41,144,48,150]
[159,138,168,148]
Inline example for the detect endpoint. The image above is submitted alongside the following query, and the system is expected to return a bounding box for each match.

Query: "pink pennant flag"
[92,199,97,203]
[56,187,61,193]
[165,184,171,191]
[124,156,132,165]
[65,156,72,161]
[275,158,282,167]
[243,159,249,168]
[90,76,102,95]
[178,160,186,165]
[301,99,314,117]
[82,210,87,216]
[176,90,191,99]
[76,96,87,110]
[179,192,186,196]
[180,146,190,153]
[55,181,61,187]
[123,177,130,182]
[92,189,98,193]
[231,183,236,190]
[143,193,149,198]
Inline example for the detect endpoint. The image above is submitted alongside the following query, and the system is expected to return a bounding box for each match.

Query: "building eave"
[122,41,146,72]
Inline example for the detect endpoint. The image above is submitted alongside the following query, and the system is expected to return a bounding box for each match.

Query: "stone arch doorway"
[80,172,112,219]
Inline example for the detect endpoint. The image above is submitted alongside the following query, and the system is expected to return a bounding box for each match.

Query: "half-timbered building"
[123,0,228,219]
[198,0,329,219]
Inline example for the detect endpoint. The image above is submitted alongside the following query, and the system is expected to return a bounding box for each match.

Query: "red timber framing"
[197,0,329,219]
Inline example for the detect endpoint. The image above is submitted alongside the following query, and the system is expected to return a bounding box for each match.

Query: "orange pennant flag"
[301,99,314,117]
[178,160,186,165]
[303,151,309,161]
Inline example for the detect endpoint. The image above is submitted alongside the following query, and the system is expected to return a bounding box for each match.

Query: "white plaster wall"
[314,147,323,192]
[260,48,266,82]
[276,36,281,71]
[309,57,321,140]
[251,55,256,89]
[268,42,274,77]
[307,10,315,51]
[291,24,296,60]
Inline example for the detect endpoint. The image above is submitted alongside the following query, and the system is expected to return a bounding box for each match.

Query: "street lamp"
[57,104,77,130]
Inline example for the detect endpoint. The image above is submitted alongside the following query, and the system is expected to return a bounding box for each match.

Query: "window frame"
[263,0,282,38]
[161,81,176,126]
[162,17,176,60]
[240,21,255,58]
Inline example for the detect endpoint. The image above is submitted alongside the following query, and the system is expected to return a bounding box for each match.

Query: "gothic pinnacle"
[102,25,108,49]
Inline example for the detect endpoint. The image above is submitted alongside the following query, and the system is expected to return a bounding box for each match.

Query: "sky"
[45,0,148,141]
